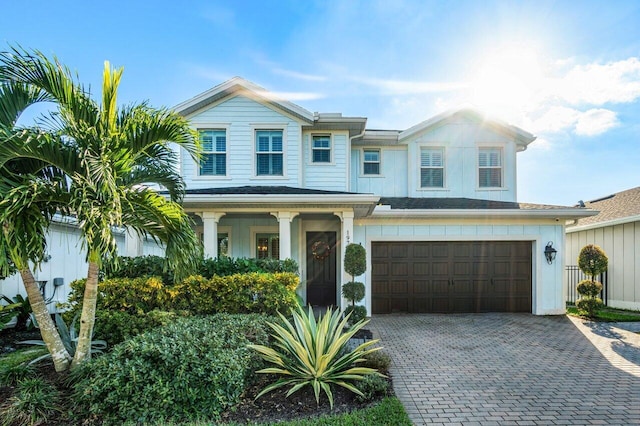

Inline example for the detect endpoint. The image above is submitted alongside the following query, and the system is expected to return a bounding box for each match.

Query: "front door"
[306,231,337,306]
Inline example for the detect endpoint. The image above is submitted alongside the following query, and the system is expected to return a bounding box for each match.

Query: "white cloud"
[261,91,325,101]
[574,109,619,136]
[551,57,640,105]
[271,68,327,82]
[528,106,580,134]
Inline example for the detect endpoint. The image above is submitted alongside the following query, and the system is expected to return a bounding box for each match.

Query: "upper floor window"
[312,135,331,163]
[199,130,226,176]
[256,233,280,259]
[478,148,502,188]
[256,130,283,176]
[363,149,380,175]
[420,148,444,188]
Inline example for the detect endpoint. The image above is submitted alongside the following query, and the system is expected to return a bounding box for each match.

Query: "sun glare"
[471,47,544,120]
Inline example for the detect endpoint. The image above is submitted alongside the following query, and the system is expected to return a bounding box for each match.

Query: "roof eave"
[566,214,640,233]
[370,207,598,220]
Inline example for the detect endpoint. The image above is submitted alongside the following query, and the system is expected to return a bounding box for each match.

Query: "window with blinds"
[420,148,444,188]
[478,148,502,188]
[256,130,284,176]
[312,135,331,163]
[199,130,226,176]
[256,233,280,259]
[363,149,380,175]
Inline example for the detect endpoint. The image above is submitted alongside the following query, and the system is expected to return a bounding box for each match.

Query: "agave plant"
[19,314,106,364]
[248,305,383,408]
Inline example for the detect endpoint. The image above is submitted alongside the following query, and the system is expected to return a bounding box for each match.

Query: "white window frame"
[361,148,382,176]
[251,124,288,179]
[419,147,445,189]
[250,226,280,259]
[478,147,503,189]
[194,125,230,180]
[310,134,333,165]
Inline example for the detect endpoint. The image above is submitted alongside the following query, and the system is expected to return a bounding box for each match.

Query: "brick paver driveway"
[368,314,640,425]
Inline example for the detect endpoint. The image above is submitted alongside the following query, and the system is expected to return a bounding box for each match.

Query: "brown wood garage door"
[371,241,532,314]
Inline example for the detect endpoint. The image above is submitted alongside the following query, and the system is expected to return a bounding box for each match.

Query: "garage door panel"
[371,241,532,314]
[391,262,409,276]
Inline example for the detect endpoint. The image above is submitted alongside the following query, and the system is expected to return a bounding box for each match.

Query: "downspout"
[348,123,367,192]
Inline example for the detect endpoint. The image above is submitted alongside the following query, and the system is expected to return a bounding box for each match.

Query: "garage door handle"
[491,278,494,286]
[449,279,454,286]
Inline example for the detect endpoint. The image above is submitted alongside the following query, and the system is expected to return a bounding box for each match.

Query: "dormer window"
[312,135,331,163]
[256,130,284,176]
[420,148,444,188]
[478,148,502,188]
[363,149,380,175]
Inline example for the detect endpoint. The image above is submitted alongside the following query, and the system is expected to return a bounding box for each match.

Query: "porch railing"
[565,265,608,306]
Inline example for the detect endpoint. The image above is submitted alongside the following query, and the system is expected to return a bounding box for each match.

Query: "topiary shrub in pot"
[576,244,608,317]
[342,243,367,325]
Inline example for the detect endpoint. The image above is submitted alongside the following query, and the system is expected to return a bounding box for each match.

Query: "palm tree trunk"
[19,268,71,372]
[71,258,99,368]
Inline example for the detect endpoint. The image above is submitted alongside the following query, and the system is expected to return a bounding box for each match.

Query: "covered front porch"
[181,186,378,308]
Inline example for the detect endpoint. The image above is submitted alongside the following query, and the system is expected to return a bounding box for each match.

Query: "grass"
[567,305,640,322]
[0,347,48,369]
[153,397,412,426]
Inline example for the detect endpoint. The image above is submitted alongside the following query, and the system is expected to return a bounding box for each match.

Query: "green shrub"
[577,279,603,298]
[0,364,35,387]
[344,305,368,325]
[172,272,299,316]
[73,314,272,425]
[93,309,180,345]
[342,281,365,304]
[0,378,61,426]
[576,297,604,316]
[344,244,366,278]
[354,374,391,402]
[1,294,32,331]
[249,306,383,409]
[361,350,392,375]
[578,244,608,279]
[103,255,173,284]
[66,276,171,318]
[199,257,299,278]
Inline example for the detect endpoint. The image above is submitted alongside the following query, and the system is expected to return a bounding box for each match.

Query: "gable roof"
[568,187,640,230]
[173,77,314,123]
[398,108,536,150]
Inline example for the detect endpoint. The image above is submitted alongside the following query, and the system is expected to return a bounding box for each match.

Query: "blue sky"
[2,0,640,206]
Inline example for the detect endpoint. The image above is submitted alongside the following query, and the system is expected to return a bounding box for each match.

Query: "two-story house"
[170,77,595,316]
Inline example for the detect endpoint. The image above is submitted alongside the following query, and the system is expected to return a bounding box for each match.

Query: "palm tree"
[0,81,73,371]
[0,48,201,369]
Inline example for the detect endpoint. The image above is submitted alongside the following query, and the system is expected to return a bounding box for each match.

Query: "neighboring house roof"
[372,197,596,220]
[173,76,315,123]
[567,186,640,231]
[398,108,536,150]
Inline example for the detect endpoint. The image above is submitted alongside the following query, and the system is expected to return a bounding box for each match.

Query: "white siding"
[354,218,565,315]
[183,95,303,189]
[566,221,640,310]
[302,131,349,191]
[351,147,408,196]
[403,117,518,201]
[0,224,126,313]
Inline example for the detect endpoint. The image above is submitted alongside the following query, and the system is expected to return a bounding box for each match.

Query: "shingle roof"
[378,197,575,210]
[571,187,640,227]
[183,186,364,196]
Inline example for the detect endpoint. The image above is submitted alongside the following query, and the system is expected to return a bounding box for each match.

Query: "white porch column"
[271,211,299,260]
[334,210,355,309]
[201,212,226,259]
[125,227,144,257]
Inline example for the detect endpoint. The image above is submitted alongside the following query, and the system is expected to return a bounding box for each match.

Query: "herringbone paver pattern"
[369,314,640,425]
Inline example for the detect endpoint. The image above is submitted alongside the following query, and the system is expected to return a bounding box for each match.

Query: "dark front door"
[306,231,337,306]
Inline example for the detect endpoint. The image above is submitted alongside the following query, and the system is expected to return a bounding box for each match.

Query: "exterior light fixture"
[544,241,557,264]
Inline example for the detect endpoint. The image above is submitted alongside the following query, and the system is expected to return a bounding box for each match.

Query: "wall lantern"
[544,241,557,264]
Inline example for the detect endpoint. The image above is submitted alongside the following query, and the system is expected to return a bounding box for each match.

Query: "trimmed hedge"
[103,255,299,284]
[72,314,273,425]
[172,272,299,315]
[66,272,300,320]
